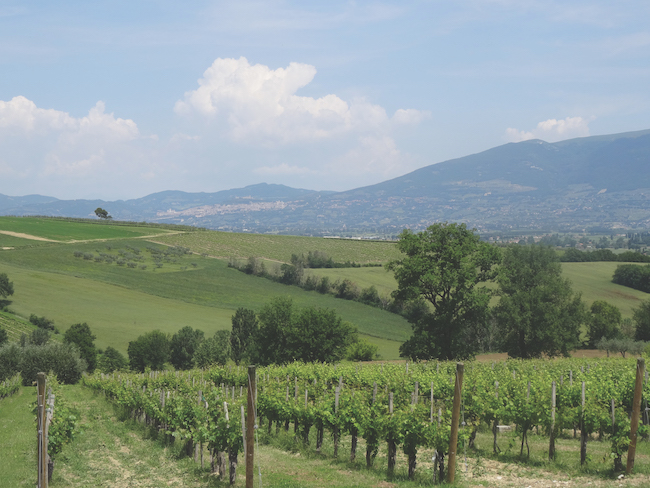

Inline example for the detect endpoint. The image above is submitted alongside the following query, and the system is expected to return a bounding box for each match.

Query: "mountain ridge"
[2,129,650,234]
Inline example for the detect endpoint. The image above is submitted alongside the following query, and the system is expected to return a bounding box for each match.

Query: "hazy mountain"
[2,130,650,235]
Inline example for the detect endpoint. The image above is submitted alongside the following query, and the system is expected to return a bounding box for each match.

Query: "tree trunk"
[408,450,417,480]
[316,426,324,452]
[228,449,238,485]
[387,439,396,477]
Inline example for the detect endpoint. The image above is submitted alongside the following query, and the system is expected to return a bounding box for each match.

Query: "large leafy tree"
[493,245,586,358]
[127,330,170,372]
[254,297,354,365]
[386,222,500,361]
[97,346,128,373]
[0,273,14,299]
[587,300,621,347]
[230,308,258,365]
[169,326,205,370]
[633,299,650,341]
[194,330,231,368]
[64,322,97,372]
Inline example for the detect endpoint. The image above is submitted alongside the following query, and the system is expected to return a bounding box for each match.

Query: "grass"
[0,216,178,242]
[0,387,37,487]
[0,240,410,357]
[561,262,650,318]
[152,231,401,264]
[0,311,64,343]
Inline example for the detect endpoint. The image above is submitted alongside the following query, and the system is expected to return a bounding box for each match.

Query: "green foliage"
[597,337,646,358]
[194,330,231,368]
[64,322,98,373]
[0,272,14,299]
[29,327,51,346]
[613,264,650,293]
[0,326,7,346]
[494,245,586,358]
[169,326,205,370]
[20,342,87,385]
[387,222,500,361]
[94,207,111,219]
[230,308,258,365]
[127,330,170,372]
[29,314,58,333]
[346,339,379,361]
[97,346,128,373]
[0,342,22,381]
[633,300,650,341]
[588,300,621,347]
[255,297,355,365]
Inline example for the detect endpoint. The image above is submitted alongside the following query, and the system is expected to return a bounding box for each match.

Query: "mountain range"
[2,129,650,236]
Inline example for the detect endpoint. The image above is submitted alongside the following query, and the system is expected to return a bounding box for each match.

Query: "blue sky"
[1,1,649,200]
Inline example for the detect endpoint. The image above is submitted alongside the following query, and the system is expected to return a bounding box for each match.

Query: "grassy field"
[152,231,401,264]
[0,388,37,487]
[562,262,650,317]
[0,217,179,242]
[0,311,62,343]
[0,236,410,357]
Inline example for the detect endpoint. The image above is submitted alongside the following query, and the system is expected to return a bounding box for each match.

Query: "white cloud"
[505,116,592,142]
[175,57,428,144]
[0,96,148,197]
[392,108,432,125]
[327,135,407,181]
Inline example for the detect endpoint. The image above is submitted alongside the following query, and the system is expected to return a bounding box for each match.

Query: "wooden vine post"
[447,362,464,484]
[37,372,48,488]
[246,365,256,488]
[627,358,645,475]
[549,381,556,461]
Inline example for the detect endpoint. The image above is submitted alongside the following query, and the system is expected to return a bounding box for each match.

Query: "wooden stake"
[447,362,464,484]
[627,358,645,474]
[246,366,255,488]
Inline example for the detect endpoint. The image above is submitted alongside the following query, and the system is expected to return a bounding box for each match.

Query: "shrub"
[0,343,22,381]
[346,339,379,361]
[20,342,87,385]
[97,346,128,373]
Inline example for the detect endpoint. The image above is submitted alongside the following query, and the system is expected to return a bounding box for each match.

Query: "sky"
[1,1,649,201]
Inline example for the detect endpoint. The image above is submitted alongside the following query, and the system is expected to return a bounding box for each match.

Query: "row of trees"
[388,223,650,361]
[126,299,373,372]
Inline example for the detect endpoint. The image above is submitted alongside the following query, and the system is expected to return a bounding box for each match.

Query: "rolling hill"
[1,129,650,234]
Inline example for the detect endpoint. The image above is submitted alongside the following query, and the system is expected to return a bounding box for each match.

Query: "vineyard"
[82,357,650,485]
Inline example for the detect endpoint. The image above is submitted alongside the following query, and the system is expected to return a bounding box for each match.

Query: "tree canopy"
[0,273,14,299]
[169,326,204,370]
[127,330,170,372]
[386,222,500,361]
[64,322,97,372]
[94,207,111,219]
[633,299,650,342]
[493,245,585,359]
[230,308,258,365]
[587,300,621,347]
[254,297,355,365]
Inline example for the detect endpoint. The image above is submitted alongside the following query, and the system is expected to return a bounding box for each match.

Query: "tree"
[0,273,14,299]
[169,326,205,370]
[587,300,621,347]
[0,326,8,346]
[64,322,98,373]
[30,328,51,346]
[255,297,294,365]
[194,330,231,368]
[633,299,650,341]
[127,330,170,372]
[97,346,128,373]
[94,207,111,219]
[493,245,586,358]
[386,222,501,361]
[254,297,355,365]
[230,308,258,365]
[288,307,355,363]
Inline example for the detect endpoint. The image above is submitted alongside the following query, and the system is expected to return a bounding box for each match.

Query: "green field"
[0,219,411,358]
[153,231,400,264]
[2,217,650,361]
[0,217,179,242]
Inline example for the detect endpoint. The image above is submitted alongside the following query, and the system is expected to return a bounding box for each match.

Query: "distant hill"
[2,129,650,234]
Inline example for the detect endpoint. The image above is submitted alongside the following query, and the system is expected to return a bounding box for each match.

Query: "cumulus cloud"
[175,57,428,144]
[0,96,147,197]
[505,116,592,142]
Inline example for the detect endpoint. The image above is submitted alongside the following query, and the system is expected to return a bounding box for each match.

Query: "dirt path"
[0,230,59,242]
